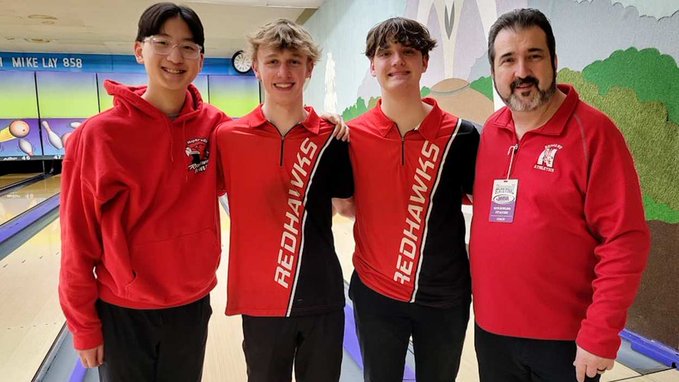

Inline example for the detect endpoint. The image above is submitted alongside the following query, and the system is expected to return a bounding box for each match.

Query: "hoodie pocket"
[125,227,220,305]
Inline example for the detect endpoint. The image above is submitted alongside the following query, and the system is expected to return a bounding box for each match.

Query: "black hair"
[487,8,556,71]
[135,2,205,53]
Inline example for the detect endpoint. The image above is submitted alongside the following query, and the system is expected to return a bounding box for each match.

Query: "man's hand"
[78,344,104,368]
[319,112,350,142]
[573,345,614,382]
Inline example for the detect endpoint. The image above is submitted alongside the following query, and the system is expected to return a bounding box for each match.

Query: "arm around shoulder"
[332,197,356,218]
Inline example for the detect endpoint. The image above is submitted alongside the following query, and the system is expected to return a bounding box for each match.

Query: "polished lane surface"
[0,218,63,382]
[0,173,40,189]
[0,175,60,226]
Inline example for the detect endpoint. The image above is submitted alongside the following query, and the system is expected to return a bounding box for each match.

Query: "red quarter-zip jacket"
[59,80,229,350]
[470,84,650,358]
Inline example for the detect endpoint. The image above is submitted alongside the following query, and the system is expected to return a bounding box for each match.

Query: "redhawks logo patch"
[185,138,209,173]
[534,144,562,173]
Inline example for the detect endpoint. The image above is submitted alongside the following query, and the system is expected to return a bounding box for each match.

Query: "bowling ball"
[9,120,30,138]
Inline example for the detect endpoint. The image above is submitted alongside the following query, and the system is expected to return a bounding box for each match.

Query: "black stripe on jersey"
[285,133,335,316]
[408,118,462,302]
[412,119,478,307]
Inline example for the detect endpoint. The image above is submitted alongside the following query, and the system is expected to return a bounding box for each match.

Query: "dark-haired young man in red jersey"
[214,19,352,382]
[337,17,479,382]
[470,8,650,382]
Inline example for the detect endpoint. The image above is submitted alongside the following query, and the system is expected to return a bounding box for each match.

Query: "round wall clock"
[232,50,252,73]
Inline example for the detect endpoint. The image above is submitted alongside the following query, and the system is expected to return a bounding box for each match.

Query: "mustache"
[510,77,539,91]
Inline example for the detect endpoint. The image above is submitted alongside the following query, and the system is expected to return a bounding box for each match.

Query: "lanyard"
[506,144,519,180]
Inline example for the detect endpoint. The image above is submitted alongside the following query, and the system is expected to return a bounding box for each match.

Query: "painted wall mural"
[0,53,259,161]
[305,0,679,354]
[0,72,40,159]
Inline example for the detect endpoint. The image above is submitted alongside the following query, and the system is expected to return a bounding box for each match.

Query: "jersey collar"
[248,104,322,135]
[373,97,444,141]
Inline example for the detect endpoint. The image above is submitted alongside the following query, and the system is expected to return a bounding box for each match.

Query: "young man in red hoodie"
[337,17,479,382]
[470,8,650,382]
[214,19,353,382]
[59,3,227,381]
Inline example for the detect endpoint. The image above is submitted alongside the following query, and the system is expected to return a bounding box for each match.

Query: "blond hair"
[246,19,320,64]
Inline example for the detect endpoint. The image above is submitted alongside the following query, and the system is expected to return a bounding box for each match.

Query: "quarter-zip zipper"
[279,136,285,166]
[271,122,299,167]
[400,127,417,166]
[505,128,533,178]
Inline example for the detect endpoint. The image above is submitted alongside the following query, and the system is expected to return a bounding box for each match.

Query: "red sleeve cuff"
[576,327,621,359]
[73,330,104,351]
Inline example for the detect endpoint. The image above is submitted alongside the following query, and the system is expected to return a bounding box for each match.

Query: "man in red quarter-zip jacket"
[336,17,480,382]
[470,8,650,382]
[214,19,352,382]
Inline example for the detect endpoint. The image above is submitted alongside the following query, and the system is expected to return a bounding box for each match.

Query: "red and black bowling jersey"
[215,105,353,317]
[349,98,479,308]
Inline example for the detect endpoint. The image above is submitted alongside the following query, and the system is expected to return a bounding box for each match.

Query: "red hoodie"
[59,80,229,350]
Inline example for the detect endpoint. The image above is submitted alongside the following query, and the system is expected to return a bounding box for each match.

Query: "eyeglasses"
[143,36,202,60]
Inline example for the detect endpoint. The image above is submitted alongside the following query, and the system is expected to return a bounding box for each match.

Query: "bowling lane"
[0,173,40,189]
[0,218,63,382]
[0,175,60,226]
[203,204,248,381]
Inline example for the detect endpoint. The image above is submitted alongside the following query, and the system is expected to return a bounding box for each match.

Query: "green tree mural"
[470,76,494,101]
[559,68,679,223]
[582,48,679,125]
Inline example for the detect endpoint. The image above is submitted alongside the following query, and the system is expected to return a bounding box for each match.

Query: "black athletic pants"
[96,295,211,382]
[475,323,602,382]
[241,310,344,382]
[349,272,470,382]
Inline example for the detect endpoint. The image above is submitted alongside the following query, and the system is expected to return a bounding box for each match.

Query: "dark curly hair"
[365,17,437,59]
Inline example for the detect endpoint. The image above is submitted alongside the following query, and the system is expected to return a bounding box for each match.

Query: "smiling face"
[370,40,428,95]
[134,16,204,96]
[491,26,557,113]
[253,45,313,108]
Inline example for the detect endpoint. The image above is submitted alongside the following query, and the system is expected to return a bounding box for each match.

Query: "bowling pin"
[41,120,64,150]
[69,121,81,129]
[62,132,73,147]
[18,138,34,156]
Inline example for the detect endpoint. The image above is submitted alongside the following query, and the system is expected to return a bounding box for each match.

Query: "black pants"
[241,310,344,382]
[96,295,212,382]
[475,323,602,382]
[349,272,470,382]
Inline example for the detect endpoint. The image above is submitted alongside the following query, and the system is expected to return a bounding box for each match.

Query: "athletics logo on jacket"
[185,138,209,173]
[534,144,562,173]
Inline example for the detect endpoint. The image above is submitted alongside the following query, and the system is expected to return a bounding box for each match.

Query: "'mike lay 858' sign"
[0,52,241,75]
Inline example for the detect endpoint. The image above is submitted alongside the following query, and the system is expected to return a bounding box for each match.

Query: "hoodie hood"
[103,79,205,122]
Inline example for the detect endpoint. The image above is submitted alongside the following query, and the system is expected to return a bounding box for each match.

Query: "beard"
[496,73,557,112]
